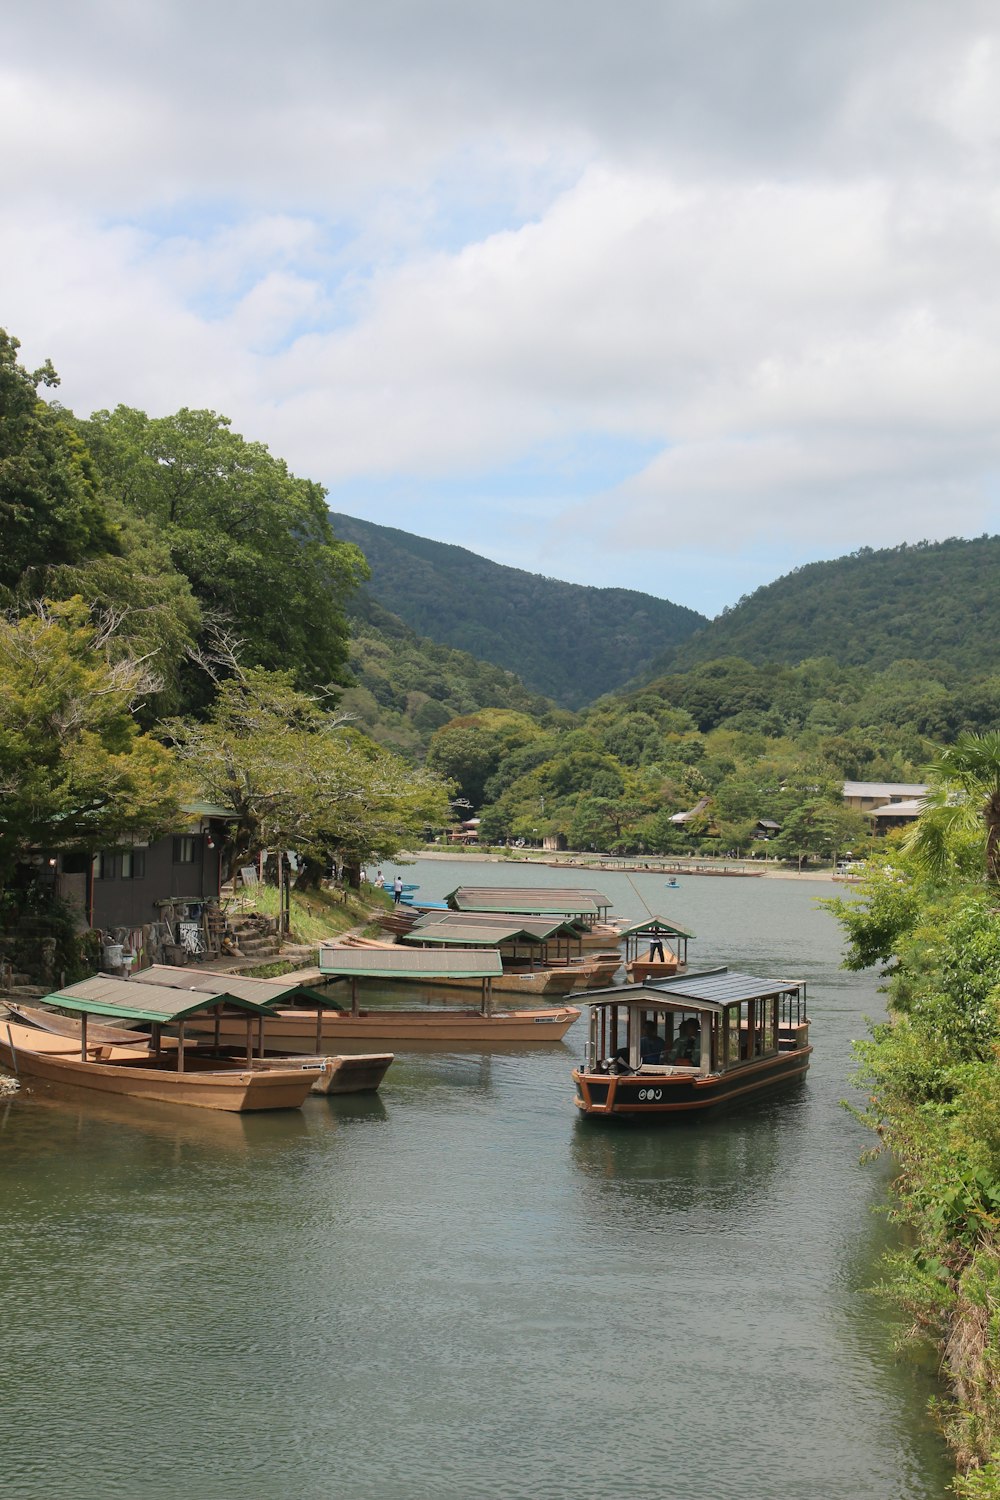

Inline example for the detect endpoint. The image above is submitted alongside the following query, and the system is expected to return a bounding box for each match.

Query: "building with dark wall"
[52,804,229,934]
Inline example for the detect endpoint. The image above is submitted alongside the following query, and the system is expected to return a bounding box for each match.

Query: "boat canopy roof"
[318,946,503,979]
[127,964,335,1006]
[401,918,554,942]
[445,886,609,916]
[615,916,696,939]
[409,911,579,943]
[38,974,281,1025]
[585,968,804,1014]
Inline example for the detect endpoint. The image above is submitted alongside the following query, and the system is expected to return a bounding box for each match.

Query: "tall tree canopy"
[0,601,183,881]
[78,406,368,693]
[0,330,118,595]
[165,669,450,879]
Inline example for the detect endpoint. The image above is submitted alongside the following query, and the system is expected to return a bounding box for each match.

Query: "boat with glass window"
[572,968,811,1119]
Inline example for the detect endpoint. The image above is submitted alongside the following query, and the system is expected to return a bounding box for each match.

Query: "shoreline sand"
[404,849,846,882]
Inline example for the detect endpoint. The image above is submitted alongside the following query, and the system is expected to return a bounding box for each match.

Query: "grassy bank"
[239,882,391,958]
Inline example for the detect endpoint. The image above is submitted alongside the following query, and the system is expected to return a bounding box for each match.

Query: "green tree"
[0,601,183,881]
[167,669,450,880]
[78,406,368,694]
[903,732,1000,884]
[0,330,118,595]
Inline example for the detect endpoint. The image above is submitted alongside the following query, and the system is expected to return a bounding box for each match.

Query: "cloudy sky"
[4,1,1000,616]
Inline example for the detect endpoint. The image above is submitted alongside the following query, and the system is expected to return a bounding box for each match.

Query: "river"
[0,860,952,1499]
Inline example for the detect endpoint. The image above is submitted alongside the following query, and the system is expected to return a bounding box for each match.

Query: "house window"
[61,852,89,875]
[173,836,198,864]
[120,850,145,880]
[93,852,113,880]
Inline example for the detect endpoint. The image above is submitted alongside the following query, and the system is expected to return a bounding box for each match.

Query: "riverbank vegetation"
[826,735,1000,1496]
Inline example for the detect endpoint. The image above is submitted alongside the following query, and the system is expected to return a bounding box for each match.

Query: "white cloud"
[4,0,1000,606]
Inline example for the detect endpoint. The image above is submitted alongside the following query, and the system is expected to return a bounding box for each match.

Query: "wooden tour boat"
[400,912,614,993]
[308,945,580,1043]
[0,978,331,1112]
[572,968,811,1119]
[5,1003,393,1097]
[620,916,695,983]
[444,885,626,950]
[162,950,578,1047]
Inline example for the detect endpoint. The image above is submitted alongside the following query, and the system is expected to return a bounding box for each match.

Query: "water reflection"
[0,860,958,1500]
[2,1076,308,1159]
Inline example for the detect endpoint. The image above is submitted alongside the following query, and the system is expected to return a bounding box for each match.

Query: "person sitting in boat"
[639,1022,664,1064]
[668,1018,700,1066]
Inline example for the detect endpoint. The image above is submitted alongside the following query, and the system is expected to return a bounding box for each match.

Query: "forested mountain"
[650,537,1000,677]
[329,512,706,709]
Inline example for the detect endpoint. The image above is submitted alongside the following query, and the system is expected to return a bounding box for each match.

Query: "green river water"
[0,860,953,1499]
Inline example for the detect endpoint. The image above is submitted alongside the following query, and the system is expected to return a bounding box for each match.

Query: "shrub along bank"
[826,737,1000,1494]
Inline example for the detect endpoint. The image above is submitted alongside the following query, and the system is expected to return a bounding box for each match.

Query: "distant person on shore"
[374,869,384,888]
[393,875,403,905]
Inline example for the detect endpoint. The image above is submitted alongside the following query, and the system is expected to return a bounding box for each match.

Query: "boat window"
[725,1005,742,1065]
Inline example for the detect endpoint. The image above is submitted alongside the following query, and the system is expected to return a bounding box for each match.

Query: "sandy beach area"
[407,849,845,882]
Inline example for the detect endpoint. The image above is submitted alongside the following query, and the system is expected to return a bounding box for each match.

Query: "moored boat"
[572,968,811,1119]
[619,916,695,982]
[444,886,625,949]
[400,912,594,994]
[0,977,324,1112]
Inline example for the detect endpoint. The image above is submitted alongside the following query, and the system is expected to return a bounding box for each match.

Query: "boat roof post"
[177,1019,185,1073]
[351,977,359,1017]
[245,1013,253,1066]
[80,1009,88,1063]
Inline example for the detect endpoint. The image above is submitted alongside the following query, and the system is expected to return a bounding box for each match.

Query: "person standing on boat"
[393,875,403,905]
[648,934,666,962]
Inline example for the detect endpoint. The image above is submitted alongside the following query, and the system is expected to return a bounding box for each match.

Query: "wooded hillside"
[329,511,706,708]
[651,537,1000,677]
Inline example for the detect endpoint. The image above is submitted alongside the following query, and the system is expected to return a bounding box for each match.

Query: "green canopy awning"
[39,975,277,1025]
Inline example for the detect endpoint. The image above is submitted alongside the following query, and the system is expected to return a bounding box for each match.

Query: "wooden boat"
[346,928,583,997]
[400,912,604,994]
[184,1005,579,1048]
[5,1001,393,1097]
[572,968,811,1119]
[444,885,625,950]
[0,1019,316,1113]
[306,945,580,1043]
[619,916,695,982]
[0,975,400,1110]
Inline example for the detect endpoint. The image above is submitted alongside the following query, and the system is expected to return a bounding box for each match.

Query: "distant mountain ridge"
[330,512,707,709]
[648,536,1000,678]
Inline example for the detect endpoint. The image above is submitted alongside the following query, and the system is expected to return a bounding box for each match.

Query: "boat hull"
[249,1052,393,1094]
[572,1047,812,1119]
[625,958,682,983]
[0,1022,317,1112]
[186,1005,581,1048]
